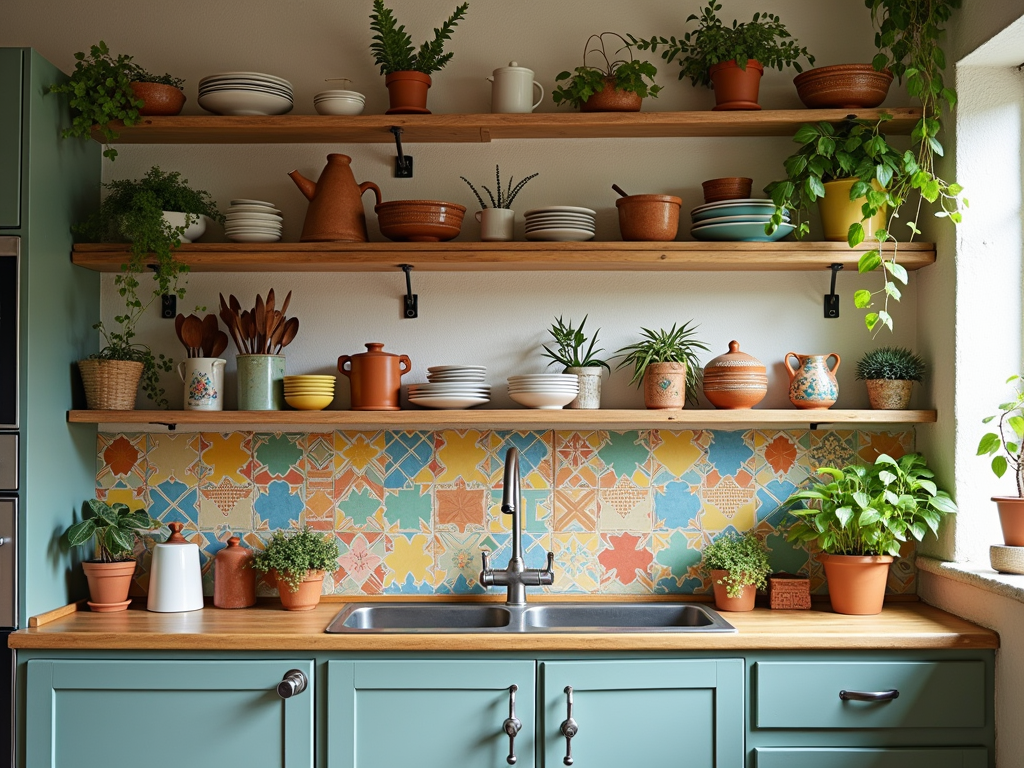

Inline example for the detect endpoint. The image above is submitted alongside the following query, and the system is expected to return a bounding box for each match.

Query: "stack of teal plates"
[690,199,794,242]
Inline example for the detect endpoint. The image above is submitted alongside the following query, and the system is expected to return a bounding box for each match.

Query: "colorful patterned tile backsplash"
[100,428,918,597]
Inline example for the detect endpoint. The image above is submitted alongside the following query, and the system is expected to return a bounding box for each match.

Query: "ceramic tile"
[436,478,488,532]
[146,433,200,487]
[383,430,434,490]
[484,431,553,489]
[650,429,706,484]
[598,532,655,592]
[553,430,608,488]
[381,487,432,532]
[199,432,253,485]
[434,531,494,593]
[434,429,489,485]
[382,533,435,593]
[550,532,600,593]
[335,533,386,594]
[252,432,305,486]
[552,488,598,532]
[597,475,652,531]
[596,431,652,486]
[97,433,147,489]
[486,488,551,534]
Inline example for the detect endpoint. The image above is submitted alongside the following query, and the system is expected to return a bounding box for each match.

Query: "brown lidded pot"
[702,340,768,409]
[616,194,683,241]
[338,342,411,411]
[701,177,753,204]
[214,536,256,609]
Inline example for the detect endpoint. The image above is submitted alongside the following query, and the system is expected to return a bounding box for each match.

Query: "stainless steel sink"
[325,602,736,634]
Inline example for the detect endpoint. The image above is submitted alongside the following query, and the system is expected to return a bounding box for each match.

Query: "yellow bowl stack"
[284,375,336,411]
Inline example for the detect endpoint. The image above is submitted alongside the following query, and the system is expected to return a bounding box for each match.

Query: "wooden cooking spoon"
[210,330,229,359]
[201,314,219,357]
[181,315,204,358]
[276,317,299,353]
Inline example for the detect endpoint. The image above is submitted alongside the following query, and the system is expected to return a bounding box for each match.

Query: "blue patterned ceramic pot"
[785,352,840,410]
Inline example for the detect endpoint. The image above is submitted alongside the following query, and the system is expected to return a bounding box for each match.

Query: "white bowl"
[314,98,365,116]
[509,390,578,409]
[162,212,209,243]
[198,90,293,116]
[226,211,284,222]
[315,89,366,101]
[509,374,580,381]
[227,231,282,243]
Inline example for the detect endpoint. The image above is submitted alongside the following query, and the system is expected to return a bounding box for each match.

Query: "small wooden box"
[769,572,811,610]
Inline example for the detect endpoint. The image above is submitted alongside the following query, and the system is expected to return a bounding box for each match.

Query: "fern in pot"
[541,315,610,410]
[251,526,340,611]
[701,531,771,612]
[856,346,925,410]
[615,322,709,410]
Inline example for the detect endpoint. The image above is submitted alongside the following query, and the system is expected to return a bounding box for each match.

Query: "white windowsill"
[916,555,1024,604]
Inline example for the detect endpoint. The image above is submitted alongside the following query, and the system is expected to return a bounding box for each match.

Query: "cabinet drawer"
[754,661,984,729]
[754,747,987,768]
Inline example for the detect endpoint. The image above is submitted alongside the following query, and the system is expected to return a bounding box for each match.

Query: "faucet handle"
[480,550,494,587]
[539,550,555,586]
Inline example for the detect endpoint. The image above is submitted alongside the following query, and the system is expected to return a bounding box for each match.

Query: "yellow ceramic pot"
[818,178,887,242]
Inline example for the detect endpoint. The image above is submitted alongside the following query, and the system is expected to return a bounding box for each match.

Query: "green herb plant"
[552,32,662,109]
[785,453,957,557]
[615,322,710,405]
[856,346,926,382]
[977,375,1024,497]
[369,0,469,76]
[630,0,813,88]
[701,531,771,598]
[251,526,341,593]
[541,316,610,371]
[62,499,159,562]
[460,166,538,210]
[130,69,185,88]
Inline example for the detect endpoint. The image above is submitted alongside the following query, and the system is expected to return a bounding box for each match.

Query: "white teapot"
[487,62,544,113]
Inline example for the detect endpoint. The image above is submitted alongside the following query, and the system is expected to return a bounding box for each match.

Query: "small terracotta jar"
[785,352,840,410]
[214,537,256,609]
[338,343,411,411]
[703,341,768,409]
[643,362,687,410]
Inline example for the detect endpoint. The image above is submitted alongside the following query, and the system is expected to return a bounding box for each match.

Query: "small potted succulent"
[552,32,662,112]
[369,0,469,114]
[856,346,925,409]
[61,499,159,612]
[615,322,709,410]
[460,166,539,242]
[251,526,340,611]
[701,531,771,612]
[631,0,813,110]
[541,315,611,410]
[978,375,1024,547]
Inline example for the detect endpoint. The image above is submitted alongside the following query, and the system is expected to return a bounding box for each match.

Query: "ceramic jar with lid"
[147,522,204,613]
[214,536,256,609]
[338,342,411,410]
[702,340,768,409]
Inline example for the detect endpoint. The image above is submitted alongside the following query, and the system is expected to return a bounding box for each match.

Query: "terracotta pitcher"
[289,154,382,242]
[785,352,840,410]
[338,343,411,411]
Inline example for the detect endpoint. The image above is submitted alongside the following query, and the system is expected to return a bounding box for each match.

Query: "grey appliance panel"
[0,435,15,491]
[0,237,17,429]
[0,499,14,628]
[0,49,22,229]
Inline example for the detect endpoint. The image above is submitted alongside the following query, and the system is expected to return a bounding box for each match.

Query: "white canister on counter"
[147,522,204,613]
[178,357,226,411]
[487,62,544,113]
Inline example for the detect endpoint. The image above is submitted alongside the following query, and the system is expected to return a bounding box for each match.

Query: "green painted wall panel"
[0,49,23,227]
[754,747,987,768]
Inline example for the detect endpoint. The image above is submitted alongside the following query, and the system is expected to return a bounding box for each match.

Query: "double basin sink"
[325,602,736,634]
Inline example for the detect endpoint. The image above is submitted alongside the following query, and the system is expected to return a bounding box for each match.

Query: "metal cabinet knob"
[559,685,578,766]
[277,669,308,699]
[503,684,522,765]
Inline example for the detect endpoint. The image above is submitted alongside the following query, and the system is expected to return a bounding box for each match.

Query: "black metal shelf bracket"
[390,126,413,178]
[824,262,843,319]
[400,264,418,318]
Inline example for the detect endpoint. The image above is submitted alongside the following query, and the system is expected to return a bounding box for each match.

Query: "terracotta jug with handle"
[785,352,840,410]
[338,343,411,411]
[289,154,382,242]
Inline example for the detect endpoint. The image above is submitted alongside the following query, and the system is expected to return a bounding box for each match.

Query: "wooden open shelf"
[72,241,936,273]
[68,409,937,432]
[90,108,923,145]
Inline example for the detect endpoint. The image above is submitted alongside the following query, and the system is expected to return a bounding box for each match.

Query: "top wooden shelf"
[92,108,922,144]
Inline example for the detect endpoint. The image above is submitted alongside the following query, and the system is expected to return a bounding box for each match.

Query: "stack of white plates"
[408,365,490,409]
[507,373,580,410]
[524,206,596,242]
[225,199,282,243]
[690,198,794,242]
[198,71,294,116]
[314,89,366,116]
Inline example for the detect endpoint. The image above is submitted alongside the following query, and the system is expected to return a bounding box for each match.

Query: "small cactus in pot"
[855,346,925,410]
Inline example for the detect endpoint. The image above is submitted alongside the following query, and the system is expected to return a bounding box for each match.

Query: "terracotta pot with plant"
[856,347,925,409]
[978,375,1024,547]
[785,453,956,615]
[551,33,662,112]
[616,322,709,410]
[369,0,469,114]
[251,526,340,611]
[61,499,159,612]
[701,532,771,612]
[128,70,186,116]
[631,0,813,110]
[541,315,611,410]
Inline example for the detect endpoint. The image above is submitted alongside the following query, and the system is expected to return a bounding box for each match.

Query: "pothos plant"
[551,32,662,109]
[977,375,1024,497]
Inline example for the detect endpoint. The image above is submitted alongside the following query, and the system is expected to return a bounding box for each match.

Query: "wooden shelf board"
[91,108,923,144]
[68,409,937,432]
[72,241,936,273]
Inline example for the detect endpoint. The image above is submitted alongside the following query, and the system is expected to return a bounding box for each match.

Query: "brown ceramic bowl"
[375,200,467,242]
[616,194,682,241]
[130,82,186,116]
[581,77,643,112]
[793,64,894,109]
[701,177,753,204]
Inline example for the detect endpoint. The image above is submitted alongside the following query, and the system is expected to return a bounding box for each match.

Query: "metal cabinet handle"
[503,684,522,765]
[559,685,578,766]
[277,669,308,699]
[839,689,899,702]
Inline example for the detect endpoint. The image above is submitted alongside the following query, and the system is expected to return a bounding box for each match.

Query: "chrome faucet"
[480,446,554,605]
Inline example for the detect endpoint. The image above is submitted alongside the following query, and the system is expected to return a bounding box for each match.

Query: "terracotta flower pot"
[865,379,913,410]
[993,497,1024,547]
[819,179,887,242]
[129,82,186,116]
[643,362,686,410]
[581,77,642,112]
[710,569,756,611]
[701,177,753,204]
[709,59,764,111]
[615,194,682,241]
[793,64,893,109]
[819,553,893,615]
[273,569,325,611]
[82,560,137,612]
[385,71,432,114]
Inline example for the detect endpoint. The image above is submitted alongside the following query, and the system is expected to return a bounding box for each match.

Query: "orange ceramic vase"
[274,569,325,611]
[709,59,764,110]
[993,497,1024,546]
[819,554,893,615]
[643,362,686,410]
[338,343,411,411]
[214,536,256,609]
[785,352,840,409]
[385,71,432,114]
[710,570,756,611]
[82,560,137,612]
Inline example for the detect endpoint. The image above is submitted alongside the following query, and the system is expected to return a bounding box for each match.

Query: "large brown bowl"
[793,64,893,109]
[375,200,467,242]
[130,81,186,116]
[616,194,682,241]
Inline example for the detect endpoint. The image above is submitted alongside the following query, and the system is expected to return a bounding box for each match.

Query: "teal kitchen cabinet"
[0,48,23,228]
[753,747,987,767]
[25,659,315,768]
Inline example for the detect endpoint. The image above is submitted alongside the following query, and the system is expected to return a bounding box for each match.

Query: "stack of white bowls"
[689,199,794,242]
[225,199,282,243]
[524,206,597,241]
[198,72,294,116]
[508,373,580,409]
[408,365,490,410]
[314,89,366,115]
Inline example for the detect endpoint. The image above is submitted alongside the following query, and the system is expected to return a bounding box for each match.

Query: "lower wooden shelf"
[67,409,937,431]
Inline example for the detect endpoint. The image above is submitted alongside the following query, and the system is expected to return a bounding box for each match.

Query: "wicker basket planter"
[78,359,143,410]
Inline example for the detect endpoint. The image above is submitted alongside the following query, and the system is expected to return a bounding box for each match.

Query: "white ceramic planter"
[162,211,209,242]
[566,366,603,409]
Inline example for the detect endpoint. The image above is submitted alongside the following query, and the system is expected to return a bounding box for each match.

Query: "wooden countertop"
[8,600,998,651]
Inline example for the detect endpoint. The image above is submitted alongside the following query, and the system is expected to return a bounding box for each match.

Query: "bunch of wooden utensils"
[174,313,229,359]
[218,289,299,355]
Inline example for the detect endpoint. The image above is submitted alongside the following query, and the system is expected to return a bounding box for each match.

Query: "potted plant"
[615,322,709,410]
[251,526,340,611]
[631,0,813,110]
[74,166,223,409]
[785,453,956,614]
[61,499,159,612]
[701,531,771,612]
[856,346,925,410]
[551,32,662,112]
[541,315,611,410]
[127,67,186,117]
[460,165,539,242]
[369,0,469,114]
[978,375,1024,547]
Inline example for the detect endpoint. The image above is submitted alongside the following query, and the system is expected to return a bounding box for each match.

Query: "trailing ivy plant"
[701,531,771,598]
[615,322,710,405]
[369,0,469,76]
[541,315,611,371]
[62,499,159,562]
[251,526,341,592]
[551,32,662,109]
[460,166,538,210]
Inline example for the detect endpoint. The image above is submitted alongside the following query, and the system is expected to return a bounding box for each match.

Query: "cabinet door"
[754,747,987,768]
[0,48,22,228]
[327,659,535,768]
[541,659,744,768]
[26,659,314,768]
